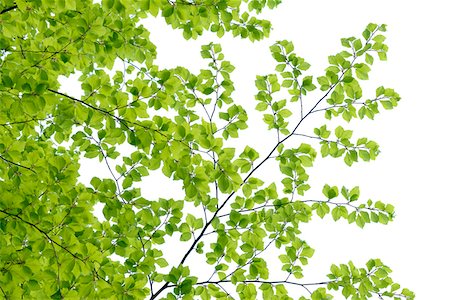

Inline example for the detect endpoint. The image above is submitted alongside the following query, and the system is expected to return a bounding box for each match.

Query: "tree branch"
[0,285,7,299]
[87,135,124,202]
[150,58,357,300]
[293,133,369,150]
[0,209,84,262]
[0,154,36,173]
[310,96,388,114]
[47,88,134,130]
[0,5,17,15]
[166,278,335,290]
[138,232,154,297]
[49,240,62,296]
[224,221,288,282]
[0,116,50,127]
[47,89,181,146]
[209,50,222,121]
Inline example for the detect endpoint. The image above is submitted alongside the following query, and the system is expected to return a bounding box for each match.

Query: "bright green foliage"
[327,259,415,300]
[0,0,412,299]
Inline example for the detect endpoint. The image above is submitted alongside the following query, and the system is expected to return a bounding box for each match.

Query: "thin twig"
[0,209,84,262]
[0,285,7,299]
[166,278,335,290]
[138,232,154,297]
[0,154,36,173]
[293,133,369,150]
[0,5,17,14]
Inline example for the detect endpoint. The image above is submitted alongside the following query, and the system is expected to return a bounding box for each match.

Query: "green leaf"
[323,184,338,199]
[0,14,408,300]
[162,6,174,17]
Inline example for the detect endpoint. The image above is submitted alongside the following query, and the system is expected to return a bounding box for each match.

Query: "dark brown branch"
[0,5,17,14]
[92,267,112,286]
[0,154,36,173]
[48,88,135,132]
[48,89,174,142]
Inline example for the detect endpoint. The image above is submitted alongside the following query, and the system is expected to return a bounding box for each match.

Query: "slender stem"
[281,44,304,119]
[209,51,221,121]
[217,283,231,297]
[293,133,368,150]
[310,96,387,114]
[144,212,171,247]
[87,136,124,202]
[50,196,75,236]
[46,89,189,150]
[49,240,62,295]
[138,232,154,296]
[47,88,134,132]
[0,154,36,173]
[267,79,281,142]
[0,116,51,126]
[21,30,89,75]
[300,199,385,214]
[213,115,238,134]
[0,285,7,299]
[166,278,335,290]
[224,221,287,281]
[0,209,84,261]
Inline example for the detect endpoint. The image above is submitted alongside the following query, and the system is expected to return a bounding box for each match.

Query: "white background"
[80,0,450,298]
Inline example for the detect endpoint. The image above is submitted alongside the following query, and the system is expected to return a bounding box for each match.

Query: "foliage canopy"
[0,0,414,299]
